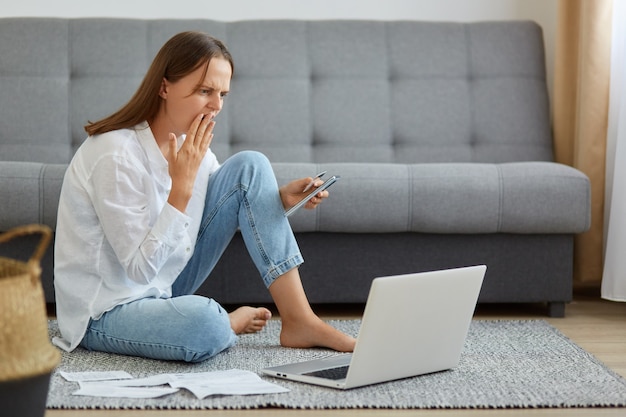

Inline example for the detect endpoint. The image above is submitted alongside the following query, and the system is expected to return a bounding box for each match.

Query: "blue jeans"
[80,151,304,362]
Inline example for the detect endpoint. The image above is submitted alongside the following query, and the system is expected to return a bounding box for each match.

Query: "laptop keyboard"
[303,365,350,380]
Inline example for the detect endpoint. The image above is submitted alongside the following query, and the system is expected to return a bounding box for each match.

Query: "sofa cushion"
[0,160,590,236]
[0,20,72,163]
[221,20,553,164]
[1,18,554,166]
[273,161,590,234]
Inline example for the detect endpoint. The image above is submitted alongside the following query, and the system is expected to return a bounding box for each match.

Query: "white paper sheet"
[168,369,290,398]
[60,370,133,382]
[87,373,172,387]
[74,382,179,398]
[63,369,289,399]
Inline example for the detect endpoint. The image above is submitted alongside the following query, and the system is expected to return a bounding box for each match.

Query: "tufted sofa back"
[0,18,552,165]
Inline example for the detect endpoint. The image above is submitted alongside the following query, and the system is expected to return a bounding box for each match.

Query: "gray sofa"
[0,18,590,317]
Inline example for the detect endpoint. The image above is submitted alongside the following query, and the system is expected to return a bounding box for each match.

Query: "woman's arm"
[90,154,191,285]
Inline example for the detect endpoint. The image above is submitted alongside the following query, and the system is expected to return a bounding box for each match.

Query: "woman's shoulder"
[67,126,150,180]
[92,125,142,145]
[79,126,145,160]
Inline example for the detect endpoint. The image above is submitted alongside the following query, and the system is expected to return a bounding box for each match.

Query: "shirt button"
[184,222,189,228]
[186,247,191,252]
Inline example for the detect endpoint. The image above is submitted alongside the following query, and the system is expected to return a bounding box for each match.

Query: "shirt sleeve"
[89,154,191,285]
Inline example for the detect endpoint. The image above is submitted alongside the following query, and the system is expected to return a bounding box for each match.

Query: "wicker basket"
[0,224,60,383]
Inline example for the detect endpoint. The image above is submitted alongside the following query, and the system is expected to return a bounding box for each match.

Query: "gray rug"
[46,319,626,410]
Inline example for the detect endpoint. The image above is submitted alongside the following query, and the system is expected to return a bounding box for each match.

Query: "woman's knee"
[223,151,273,180]
[231,150,271,167]
[168,296,237,362]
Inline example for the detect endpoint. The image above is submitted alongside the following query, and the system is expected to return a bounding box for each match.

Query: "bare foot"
[229,306,272,334]
[280,314,356,352]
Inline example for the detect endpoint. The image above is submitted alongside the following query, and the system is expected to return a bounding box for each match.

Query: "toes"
[231,307,272,334]
[257,307,272,321]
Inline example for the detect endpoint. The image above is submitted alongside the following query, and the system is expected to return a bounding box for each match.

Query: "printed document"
[60,369,289,399]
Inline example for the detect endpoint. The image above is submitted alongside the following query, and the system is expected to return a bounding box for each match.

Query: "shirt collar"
[135,121,170,170]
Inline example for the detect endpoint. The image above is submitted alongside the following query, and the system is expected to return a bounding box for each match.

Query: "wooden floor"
[45,294,626,417]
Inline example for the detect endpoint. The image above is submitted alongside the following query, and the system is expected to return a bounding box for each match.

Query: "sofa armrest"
[0,162,66,231]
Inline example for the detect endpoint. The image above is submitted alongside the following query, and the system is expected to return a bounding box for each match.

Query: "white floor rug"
[46,319,626,410]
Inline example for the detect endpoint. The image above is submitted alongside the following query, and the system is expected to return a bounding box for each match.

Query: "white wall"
[3,0,558,92]
[2,0,555,21]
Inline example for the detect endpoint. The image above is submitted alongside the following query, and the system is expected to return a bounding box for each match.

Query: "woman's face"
[158,57,232,136]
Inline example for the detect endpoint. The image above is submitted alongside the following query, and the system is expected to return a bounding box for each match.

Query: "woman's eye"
[198,88,227,99]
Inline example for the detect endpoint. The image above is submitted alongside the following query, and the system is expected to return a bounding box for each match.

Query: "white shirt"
[53,122,219,351]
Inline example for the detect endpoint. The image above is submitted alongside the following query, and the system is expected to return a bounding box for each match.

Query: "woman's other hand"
[279,177,329,211]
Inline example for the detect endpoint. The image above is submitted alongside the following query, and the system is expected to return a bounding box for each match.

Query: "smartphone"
[284,175,340,217]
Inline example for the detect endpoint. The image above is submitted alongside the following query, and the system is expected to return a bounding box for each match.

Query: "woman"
[52,31,356,362]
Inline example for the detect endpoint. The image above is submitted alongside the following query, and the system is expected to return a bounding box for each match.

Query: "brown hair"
[84,31,234,136]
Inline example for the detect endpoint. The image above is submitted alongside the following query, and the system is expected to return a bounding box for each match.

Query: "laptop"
[262,265,486,389]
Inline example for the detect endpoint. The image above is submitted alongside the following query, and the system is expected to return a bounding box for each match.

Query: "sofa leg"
[547,302,566,318]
